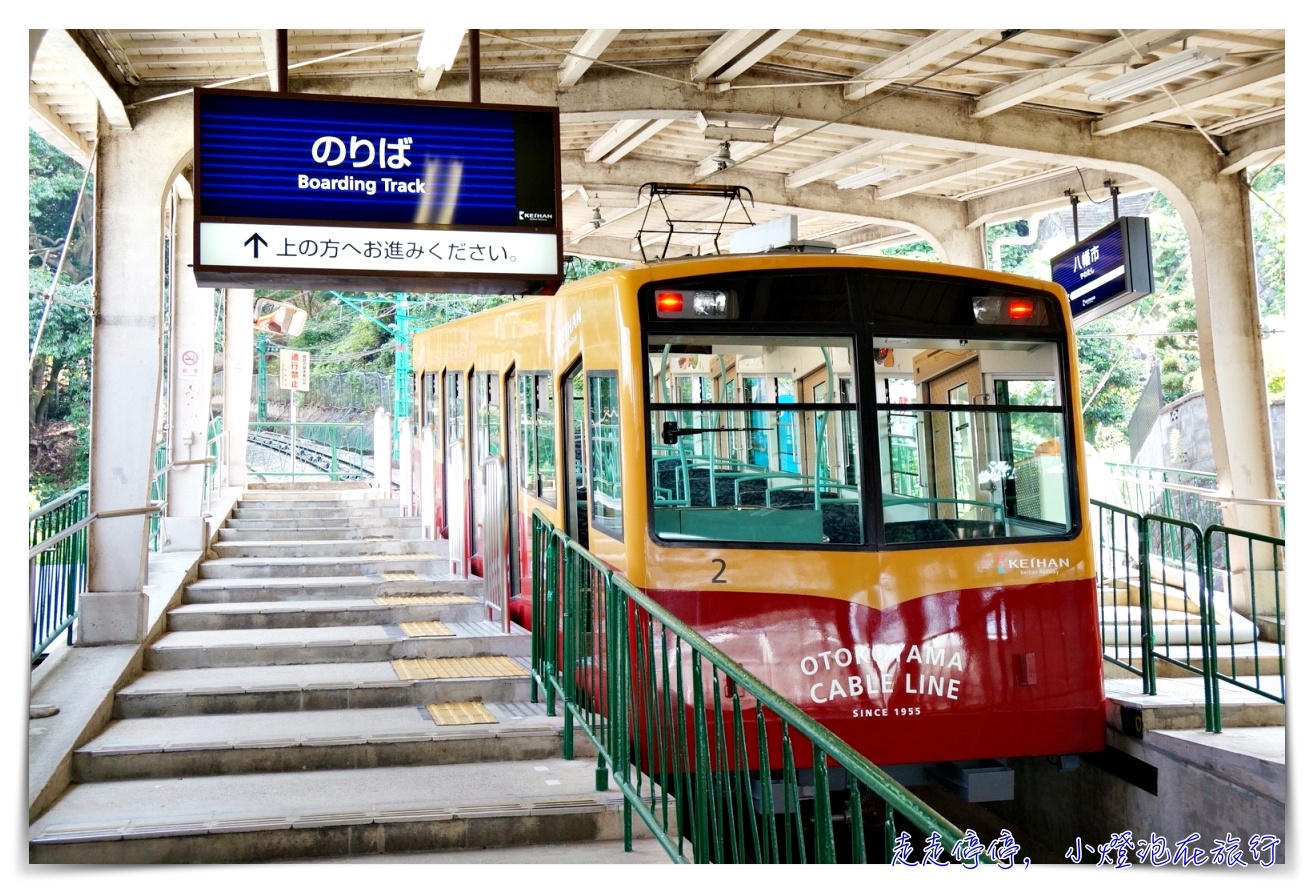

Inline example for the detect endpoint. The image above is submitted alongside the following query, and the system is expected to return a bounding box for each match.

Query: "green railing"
[246,420,373,481]
[1204,525,1285,729]
[530,511,975,865]
[149,441,169,551]
[28,486,90,662]
[1092,499,1285,732]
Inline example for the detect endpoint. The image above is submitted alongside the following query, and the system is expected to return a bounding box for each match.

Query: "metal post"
[289,387,297,482]
[256,332,268,422]
[1068,190,1080,242]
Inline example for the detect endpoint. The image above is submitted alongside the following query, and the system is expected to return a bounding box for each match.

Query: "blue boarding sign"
[1049,216,1153,327]
[192,88,562,294]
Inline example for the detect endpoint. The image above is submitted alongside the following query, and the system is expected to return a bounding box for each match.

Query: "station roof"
[29,28,1285,263]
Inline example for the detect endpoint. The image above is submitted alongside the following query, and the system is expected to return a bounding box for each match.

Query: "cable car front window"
[647,335,861,546]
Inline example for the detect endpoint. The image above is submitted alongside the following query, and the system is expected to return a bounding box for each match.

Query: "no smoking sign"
[179,348,202,377]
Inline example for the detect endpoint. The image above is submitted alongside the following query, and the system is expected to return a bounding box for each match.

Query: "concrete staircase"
[29,483,638,864]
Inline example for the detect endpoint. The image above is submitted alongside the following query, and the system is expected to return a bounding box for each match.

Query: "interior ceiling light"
[1085,46,1228,102]
[590,207,603,229]
[417,28,466,72]
[836,166,894,189]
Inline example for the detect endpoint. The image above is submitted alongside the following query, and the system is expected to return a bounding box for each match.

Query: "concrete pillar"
[83,96,192,646]
[223,289,255,488]
[1170,176,1282,543]
[162,191,215,551]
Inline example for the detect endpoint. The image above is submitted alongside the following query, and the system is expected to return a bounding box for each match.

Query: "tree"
[29,131,94,502]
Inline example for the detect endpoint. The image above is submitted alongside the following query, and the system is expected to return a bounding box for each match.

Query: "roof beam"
[844,29,995,101]
[1092,58,1286,135]
[29,91,92,165]
[259,30,281,91]
[597,119,676,164]
[585,118,662,163]
[1219,119,1285,176]
[691,30,798,85]
[973,30,1196,118]
[875,155,1013,200]
[558,29,621,89]
[41,30,130,130]
[785,139,905,189]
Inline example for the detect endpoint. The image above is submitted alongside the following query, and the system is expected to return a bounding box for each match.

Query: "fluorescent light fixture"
[417,28,466,72]
[836,166,893,189]
[1086,47,1227,102]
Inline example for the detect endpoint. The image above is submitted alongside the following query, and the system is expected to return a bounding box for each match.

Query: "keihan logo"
[998,557,1071,574]
[519,210,553,222]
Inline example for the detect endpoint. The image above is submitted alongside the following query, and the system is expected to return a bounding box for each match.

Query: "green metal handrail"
[1092,500,1156,692]
[530,511,974,865]
[28,486,89,661]
[1204,524,1285,728]
[1093,500,1285,732]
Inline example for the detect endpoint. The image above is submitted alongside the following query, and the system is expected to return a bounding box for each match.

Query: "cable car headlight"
[972,296,1048,326]
[654,288,738,319]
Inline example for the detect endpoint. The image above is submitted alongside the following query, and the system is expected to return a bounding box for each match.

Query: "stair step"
[73,703,588,781]
[211,539,447,559]
[145,620,529,669]
[113,658,535,717]
[224,516,421,530]
[198,555,448,579]
[166,596,488,631]
[232,507,411,520]
[30,760,637,864]
[182,576,475,603]
[218,526,424,541]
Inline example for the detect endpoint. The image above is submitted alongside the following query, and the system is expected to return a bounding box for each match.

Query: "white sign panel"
[200,222,559,278]
[279,349,310,392]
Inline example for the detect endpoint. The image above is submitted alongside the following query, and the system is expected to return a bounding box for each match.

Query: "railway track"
[246,429,382,483]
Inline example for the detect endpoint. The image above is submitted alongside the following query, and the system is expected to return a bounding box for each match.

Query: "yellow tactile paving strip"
[427,701,498,726]
[400,620,454,638]
[375,594,476,605]
[391,656,529,680]
[381,571,420,580]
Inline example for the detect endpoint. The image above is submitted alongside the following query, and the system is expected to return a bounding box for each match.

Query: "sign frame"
[192,88,563,295]
[1049,216,1154,327]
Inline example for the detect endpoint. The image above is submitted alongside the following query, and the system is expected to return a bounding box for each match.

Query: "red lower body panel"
[638,579,1106,767]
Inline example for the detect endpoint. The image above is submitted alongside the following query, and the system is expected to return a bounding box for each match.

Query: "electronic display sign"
[192,88,562,294]
[1049,216,1153,327]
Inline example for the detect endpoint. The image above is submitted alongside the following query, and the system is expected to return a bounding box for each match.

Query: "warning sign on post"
[279,349,310,392]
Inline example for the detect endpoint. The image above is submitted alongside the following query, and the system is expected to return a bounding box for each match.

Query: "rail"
[1106,462,1285,534]
[28,499,161,663]
[530,511,975,865]
[1092,499,1285,732]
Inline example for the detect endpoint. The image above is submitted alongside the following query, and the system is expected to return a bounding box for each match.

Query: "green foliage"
[1250,163,1285,317]
[878,240,939,262]
[29,132,95,500]
[564,256,621,281]
[29,130,93,283]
